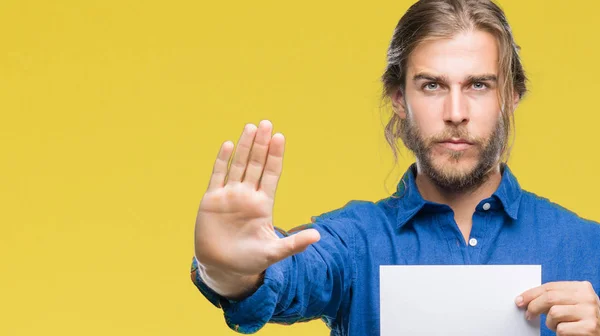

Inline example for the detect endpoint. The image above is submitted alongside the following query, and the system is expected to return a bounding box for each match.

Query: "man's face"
[395,29,505,192]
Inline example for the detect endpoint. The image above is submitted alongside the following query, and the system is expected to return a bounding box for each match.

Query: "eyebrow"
[412,72,498,84]
[412,73,449,83]
[466,74,498,83]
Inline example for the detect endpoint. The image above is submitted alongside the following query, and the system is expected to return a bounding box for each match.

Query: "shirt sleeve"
[190,213,356,334]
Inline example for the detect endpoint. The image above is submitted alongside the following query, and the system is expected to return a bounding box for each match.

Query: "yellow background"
[1,0,598,335]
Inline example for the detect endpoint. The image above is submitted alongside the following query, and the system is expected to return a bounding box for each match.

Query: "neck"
[414,163,503,218]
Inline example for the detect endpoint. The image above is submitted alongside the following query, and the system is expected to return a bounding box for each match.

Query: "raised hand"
[194,120,320,297]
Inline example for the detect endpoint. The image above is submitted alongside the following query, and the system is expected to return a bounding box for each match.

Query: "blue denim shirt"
[191,164,600,335]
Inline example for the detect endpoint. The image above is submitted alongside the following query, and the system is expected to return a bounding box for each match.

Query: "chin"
[431,155,478,178]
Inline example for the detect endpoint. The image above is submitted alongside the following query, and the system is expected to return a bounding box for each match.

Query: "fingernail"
[515,296,523,306]
[525,312,532,321]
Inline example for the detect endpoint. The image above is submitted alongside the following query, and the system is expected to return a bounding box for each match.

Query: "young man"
[191,0,600,335]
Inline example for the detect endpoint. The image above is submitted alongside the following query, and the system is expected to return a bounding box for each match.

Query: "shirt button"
[469,238,478,247]
[482,203,491,211]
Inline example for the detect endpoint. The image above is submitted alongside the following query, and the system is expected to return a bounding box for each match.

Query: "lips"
[441,138,473,145]
[437,138,473,150]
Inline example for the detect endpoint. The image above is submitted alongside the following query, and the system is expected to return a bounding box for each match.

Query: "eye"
[423,82,439,91]
[472,82,488,90]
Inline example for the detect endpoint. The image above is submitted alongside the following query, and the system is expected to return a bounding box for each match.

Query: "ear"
[512,91,520,110]
[391,88,407,119]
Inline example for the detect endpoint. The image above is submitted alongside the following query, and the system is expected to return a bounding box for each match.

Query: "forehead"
[407,30,499,79]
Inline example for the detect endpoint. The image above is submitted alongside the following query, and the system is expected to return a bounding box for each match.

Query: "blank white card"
[380,265,541,336]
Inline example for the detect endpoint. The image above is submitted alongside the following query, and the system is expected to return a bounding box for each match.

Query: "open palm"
[194,120,320,278]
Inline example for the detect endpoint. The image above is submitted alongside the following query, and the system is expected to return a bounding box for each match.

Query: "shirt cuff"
[190,256,286,334]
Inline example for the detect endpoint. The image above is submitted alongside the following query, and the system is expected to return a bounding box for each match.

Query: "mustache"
[426,127,484,146]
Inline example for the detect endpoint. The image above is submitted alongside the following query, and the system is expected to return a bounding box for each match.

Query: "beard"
[400,115,506,193]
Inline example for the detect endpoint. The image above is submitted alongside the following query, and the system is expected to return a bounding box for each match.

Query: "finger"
[258,132,285,199]
[527,290,578,317]
[227,123,258,184]
[243,120,273,187]
[268,229,321,264]
[546,305,579,331]
[555,319,599,336]
[207,140,234,192]
[517,282,580,308]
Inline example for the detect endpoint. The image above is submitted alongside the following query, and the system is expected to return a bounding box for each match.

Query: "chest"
[357,212,599,283]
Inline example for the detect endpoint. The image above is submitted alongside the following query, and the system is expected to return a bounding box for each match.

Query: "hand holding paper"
[516,281,600,335]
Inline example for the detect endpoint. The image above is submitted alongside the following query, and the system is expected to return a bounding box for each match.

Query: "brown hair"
[381,0,527,164]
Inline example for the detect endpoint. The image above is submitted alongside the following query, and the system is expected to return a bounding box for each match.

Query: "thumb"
[271,228,321,262]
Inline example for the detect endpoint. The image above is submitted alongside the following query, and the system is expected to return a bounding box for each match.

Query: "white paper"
[380,265,541,336]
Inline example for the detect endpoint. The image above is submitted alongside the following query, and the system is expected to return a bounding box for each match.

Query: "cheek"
[467,95,501,137]
[407,95,445,137]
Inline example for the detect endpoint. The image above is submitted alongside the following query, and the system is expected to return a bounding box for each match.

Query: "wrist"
[198,263,265,300]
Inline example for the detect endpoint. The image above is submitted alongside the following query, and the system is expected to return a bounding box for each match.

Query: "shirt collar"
[491,164,522,220]
[393,163,522,229]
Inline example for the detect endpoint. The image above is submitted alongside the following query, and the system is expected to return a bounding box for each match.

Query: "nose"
[443,87,469,126]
